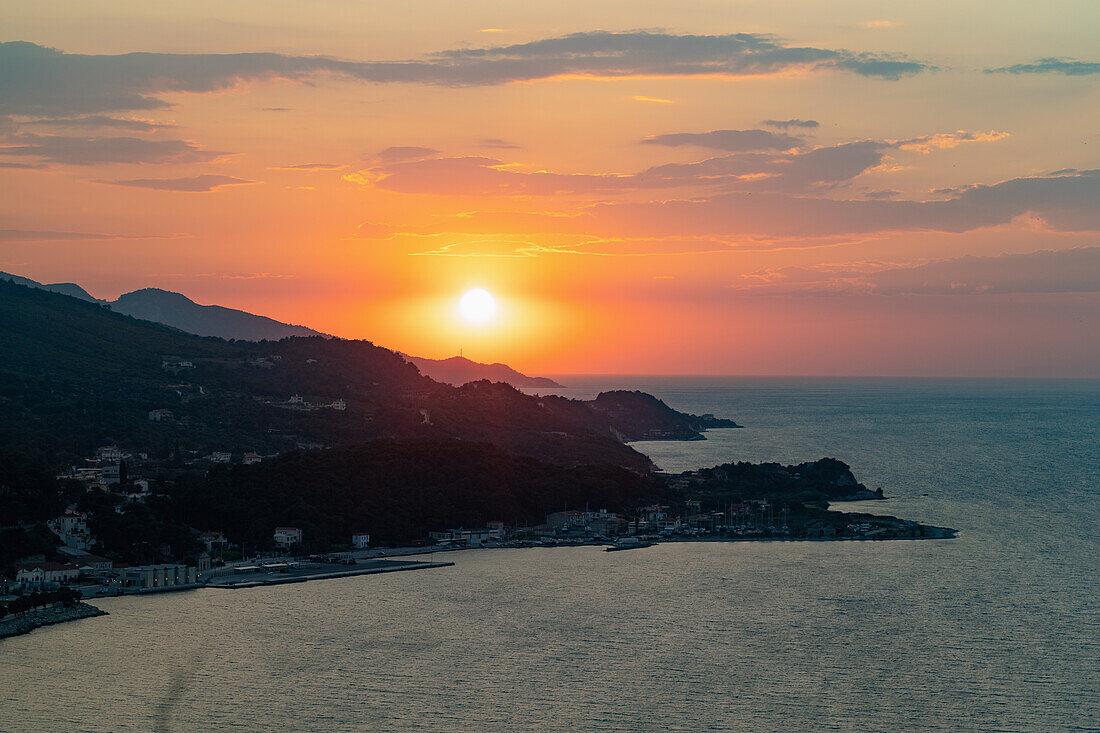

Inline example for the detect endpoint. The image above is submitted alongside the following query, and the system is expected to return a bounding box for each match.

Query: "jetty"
[205,558,453,589]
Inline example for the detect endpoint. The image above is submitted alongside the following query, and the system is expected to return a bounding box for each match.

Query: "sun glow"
[459,288,497,322]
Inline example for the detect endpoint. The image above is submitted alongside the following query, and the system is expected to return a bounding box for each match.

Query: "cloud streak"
[762,118,819,129]
[986,58,1100,76]
[0,229,182,241]
[0,134,231,165]
[0,35,929,115]
[94,174,255,192]
[641,128,803,151]
[731,247,1100,295]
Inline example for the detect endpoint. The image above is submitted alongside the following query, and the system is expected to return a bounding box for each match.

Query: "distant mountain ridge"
[0,271,98,303]
[110,288,325,341]
[403,354,563,388]
[0,272,325,340]
[0,271,563,388]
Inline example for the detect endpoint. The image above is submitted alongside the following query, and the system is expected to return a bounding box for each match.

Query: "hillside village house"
[545,509,624,535]
[200,531,229,553]
[242,452,263,465]
[96,445,123,462]
[351,533,371,549]
[148,408,174,421]
[48,510,93,550]
[274,527,303,549]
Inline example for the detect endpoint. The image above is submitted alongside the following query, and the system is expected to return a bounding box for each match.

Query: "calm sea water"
[3,378,1098,732]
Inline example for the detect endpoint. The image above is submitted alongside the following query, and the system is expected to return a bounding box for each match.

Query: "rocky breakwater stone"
[0,602,108,639]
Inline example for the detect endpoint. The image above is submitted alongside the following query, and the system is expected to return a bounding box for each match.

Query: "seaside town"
[2,438,952,638]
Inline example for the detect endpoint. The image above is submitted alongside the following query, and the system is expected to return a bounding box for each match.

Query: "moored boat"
[605,537,654,552]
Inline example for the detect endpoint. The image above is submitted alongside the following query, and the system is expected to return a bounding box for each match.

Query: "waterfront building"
[428,528,497,546]
[15,561,81,587]
[351,533,371,549]
[118,564,197,589]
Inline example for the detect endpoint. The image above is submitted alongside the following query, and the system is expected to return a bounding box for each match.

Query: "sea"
[2,377,1098,732]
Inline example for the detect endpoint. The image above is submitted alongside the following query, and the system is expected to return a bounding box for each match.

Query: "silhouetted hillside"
[0,280,740,472]
[0,271,98,302]
[172,439,664,550]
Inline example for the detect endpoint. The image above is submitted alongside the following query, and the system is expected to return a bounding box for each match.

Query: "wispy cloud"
[986,58,1100,76]
[0,229,184,241]
[892,130,1010,153]
[0,134,231,165]
[476,138,521,149]
[375,146,441,162]
[269,162,345,170]
[731,247,1100,295]
[21,115,172,132]
[350,131,1009,198]
[641,128,803,151]
[632,95,675,104]
[0,35,929,115]
[859,20,899,29]
[762,118,819,130]
[94,174,255,192]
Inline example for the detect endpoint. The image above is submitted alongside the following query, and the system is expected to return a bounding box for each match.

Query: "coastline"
[0,602,107,640]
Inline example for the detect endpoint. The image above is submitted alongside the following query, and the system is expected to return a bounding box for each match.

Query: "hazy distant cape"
[404,354,563,388]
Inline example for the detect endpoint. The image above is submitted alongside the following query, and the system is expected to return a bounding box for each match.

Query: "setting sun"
[459,288,497,323]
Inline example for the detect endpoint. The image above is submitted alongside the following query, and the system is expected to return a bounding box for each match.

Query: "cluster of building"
[12,550,209,594]
[268,394,347,411]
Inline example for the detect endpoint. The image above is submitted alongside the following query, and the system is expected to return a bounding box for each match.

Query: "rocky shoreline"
[0,602,107,640]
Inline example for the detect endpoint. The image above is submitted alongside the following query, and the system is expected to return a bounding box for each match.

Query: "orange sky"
[1,1,1098,376]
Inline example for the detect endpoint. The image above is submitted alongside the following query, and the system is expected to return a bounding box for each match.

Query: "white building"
[48,510,93,550]
[274,527,302,549]
[351,532,371,549]
[96,445,123,462]
[15,561,81,586]
[199,531,229,553]
[209,452,232,463]
[429,528,497,546]
[101,464,121,485]
[119,564,196,589]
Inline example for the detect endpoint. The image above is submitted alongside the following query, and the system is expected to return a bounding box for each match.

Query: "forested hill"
[173,439,664,550]
[0,280,737,472]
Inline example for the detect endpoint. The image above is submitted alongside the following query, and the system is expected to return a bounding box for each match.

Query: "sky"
[1,0,1098,377]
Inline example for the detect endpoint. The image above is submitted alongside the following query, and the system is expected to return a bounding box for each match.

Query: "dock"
[205,558,454,589]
